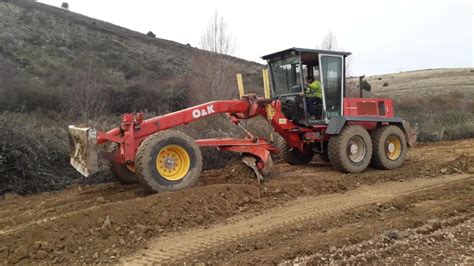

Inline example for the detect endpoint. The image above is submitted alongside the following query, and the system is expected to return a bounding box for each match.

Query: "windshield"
[269,56,302,96]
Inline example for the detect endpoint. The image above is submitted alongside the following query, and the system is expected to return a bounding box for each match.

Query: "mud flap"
[402,120,417,147]
[68,125,99,177]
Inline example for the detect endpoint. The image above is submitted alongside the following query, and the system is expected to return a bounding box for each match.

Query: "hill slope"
[367,68,474,99]
[0,0,263,116]
[0,0,265,195]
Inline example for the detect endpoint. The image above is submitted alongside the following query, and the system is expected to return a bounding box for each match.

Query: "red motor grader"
[68,48,416,192]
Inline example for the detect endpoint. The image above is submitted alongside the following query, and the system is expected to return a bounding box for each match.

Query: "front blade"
[68,125,99,177]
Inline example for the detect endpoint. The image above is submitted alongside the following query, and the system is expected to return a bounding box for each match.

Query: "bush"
[395,95,474,142]
[146,31,156,38]
[361,79,372,92]
[383,82,388,87]
[0,112,78,195]
[0,111,123,196]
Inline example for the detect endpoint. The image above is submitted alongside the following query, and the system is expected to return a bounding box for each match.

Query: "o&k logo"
[192,104,215,119]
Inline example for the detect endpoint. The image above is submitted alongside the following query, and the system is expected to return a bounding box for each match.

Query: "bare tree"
[192,10,238,102]
[64,59,108,120]
[345,56,352,77]
[199,10,236,55]
[68,71,107,120]
[317,30,352,77]
[318,31,338,51]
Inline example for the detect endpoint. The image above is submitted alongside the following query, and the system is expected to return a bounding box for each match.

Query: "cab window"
[269,56,302,96]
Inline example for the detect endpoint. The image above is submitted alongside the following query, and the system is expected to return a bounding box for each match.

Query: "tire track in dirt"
[123,174,473,264]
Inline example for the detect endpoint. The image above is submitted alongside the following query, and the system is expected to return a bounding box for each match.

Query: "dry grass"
[348,69,474,142]
[365,68,474,100]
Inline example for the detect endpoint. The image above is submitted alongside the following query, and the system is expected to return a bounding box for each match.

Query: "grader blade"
[242,156,263,183]
[242,155,273,184]
[68,125,99,177]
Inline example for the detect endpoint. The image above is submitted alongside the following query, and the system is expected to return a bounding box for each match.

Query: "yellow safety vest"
[305,80,322,99]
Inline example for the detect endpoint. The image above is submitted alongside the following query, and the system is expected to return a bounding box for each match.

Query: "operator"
[303,76,322,115]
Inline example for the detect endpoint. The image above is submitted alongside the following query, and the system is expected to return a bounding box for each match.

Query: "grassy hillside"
[367,68,474,99]
[0,0,263,116]
[348,68,474,142]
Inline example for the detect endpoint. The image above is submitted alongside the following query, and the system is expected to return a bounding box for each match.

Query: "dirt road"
[0,139,473,264]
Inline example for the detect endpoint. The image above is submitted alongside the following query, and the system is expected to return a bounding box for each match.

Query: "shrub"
[383,82,388,87]
[146,31,156,38]
[361,79,372,92]
[0,112,78,195]
[395,95,474,142]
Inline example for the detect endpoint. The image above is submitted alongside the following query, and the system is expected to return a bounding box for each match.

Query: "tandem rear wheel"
[327,124,407,173]
[370,125,407,170]
[328,125,373,173]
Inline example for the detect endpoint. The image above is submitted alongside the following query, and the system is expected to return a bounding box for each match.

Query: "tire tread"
[328,125,372,173]
[370,125,407,170]
[276,137,313,165]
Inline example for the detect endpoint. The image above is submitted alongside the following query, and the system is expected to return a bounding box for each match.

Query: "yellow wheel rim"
[155,145,190,181]
[386,135,402,160]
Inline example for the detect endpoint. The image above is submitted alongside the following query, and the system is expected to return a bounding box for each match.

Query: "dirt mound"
[0,183,261,264]
[438,155,473,175]
[196,158,259,186]
[222,159,259,184]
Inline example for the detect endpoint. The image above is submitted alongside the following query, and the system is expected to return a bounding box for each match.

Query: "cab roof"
[261,47,351,60]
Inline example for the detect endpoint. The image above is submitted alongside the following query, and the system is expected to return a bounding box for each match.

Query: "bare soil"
[0,139,473,264]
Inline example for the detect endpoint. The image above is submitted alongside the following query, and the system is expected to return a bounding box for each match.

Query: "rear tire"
[277,137,314,165]
[136,130,202,193]
[108,144,139,184]
[370,125,407,170]
[328,125,372,173]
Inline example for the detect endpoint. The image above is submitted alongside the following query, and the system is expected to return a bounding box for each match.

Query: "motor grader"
[68,48,416,192]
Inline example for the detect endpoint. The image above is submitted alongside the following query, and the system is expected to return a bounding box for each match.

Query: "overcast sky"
[38,0,473,75]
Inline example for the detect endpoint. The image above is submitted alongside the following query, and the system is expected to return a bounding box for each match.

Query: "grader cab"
[263,48,349,125]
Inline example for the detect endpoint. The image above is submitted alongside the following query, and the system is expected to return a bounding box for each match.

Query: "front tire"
[277,137,314,165]
[136,130,203,193]
[328,125,372,173]
[370,125,407,170]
